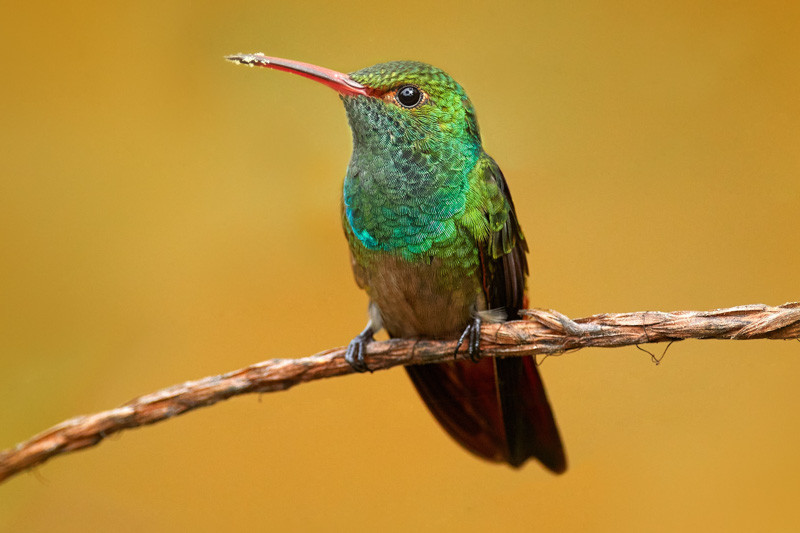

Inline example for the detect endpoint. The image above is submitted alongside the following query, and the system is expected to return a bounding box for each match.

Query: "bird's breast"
[352,250,484,340]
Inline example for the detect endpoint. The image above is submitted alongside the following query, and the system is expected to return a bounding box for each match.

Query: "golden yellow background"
[2,2,799,531]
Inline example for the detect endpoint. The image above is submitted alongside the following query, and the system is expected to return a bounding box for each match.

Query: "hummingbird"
[227,54,566,472]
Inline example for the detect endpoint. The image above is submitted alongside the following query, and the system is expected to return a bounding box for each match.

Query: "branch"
[2,302,798,483]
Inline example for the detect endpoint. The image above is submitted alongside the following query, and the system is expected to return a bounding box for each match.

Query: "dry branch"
[1,302,798,484]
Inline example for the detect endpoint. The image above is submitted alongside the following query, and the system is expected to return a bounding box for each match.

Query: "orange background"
[1,2,799,531]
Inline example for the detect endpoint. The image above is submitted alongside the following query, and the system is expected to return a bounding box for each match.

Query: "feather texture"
[341,61,565,471]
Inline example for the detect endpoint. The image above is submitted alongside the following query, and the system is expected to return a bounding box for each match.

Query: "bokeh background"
[2,2,799,531]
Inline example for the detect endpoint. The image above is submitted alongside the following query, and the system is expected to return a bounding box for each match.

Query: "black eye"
[396,85,423,108]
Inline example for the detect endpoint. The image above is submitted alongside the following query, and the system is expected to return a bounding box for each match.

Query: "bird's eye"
[396,85,423,108]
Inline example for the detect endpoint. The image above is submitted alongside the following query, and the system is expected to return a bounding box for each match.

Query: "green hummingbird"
[227,53,566,472]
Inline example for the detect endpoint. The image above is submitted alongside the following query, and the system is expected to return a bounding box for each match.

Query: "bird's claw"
[455,316,482,362]
[345,327,374,373]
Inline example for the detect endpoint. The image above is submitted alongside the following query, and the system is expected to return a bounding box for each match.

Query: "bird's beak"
[226,54,372,97]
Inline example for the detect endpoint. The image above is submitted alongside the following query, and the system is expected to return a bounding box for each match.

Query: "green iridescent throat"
[341,61,483,258]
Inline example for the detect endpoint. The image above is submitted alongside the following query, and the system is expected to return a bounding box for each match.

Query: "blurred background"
[1,1,799,531]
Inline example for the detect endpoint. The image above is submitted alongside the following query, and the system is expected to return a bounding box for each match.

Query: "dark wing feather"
[484,158,528,317]
[406,157,565,472]
[483,158,566,471]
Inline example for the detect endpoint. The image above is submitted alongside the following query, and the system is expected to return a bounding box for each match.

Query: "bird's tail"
[405,357,566,472]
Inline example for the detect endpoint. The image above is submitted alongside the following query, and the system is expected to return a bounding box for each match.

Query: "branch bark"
[1,302,798,484]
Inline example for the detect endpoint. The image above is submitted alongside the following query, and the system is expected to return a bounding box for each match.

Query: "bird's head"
[226,54,483,156]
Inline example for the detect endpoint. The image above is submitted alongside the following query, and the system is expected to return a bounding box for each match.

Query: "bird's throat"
[341,99,480,257]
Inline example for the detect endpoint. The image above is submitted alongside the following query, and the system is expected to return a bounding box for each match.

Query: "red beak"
[226,53,372,97]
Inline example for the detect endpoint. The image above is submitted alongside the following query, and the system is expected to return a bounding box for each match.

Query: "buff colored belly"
[356,254,483,340]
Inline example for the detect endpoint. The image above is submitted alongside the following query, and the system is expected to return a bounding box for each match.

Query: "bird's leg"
[345,321,375,373]
[455,316,482,362]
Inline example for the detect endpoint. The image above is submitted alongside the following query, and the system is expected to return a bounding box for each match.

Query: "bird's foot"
[455,316,482,362]
[345,324,374,373]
